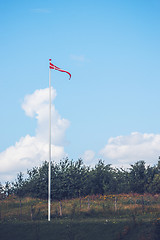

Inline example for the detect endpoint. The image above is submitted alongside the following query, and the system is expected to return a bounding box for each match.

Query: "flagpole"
[48,59,51,221]
[48,59,71,222]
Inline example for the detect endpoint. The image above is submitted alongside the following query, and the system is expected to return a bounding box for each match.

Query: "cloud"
[70,54,86,62]
[0,87,69,183]
[100,132,160,168]
[22,88,69,145]
[81,150,95,166]
[22,88,56,118]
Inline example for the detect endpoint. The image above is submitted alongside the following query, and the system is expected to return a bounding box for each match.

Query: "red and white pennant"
[49,59,71,80]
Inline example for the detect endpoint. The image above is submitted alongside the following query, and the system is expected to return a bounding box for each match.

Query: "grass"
[0,194,160,239]
[0,219,159,240]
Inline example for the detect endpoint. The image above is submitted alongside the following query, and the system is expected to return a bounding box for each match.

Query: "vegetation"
[1,159,160,239]
[1,159,160,200]
[1,194,160,239]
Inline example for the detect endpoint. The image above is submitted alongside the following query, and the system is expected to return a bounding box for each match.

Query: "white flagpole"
[48,59,51,221]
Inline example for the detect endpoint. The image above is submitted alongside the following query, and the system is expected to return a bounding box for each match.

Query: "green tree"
[129,161,147,193]
[150,174,160,193]
[25,162,48,198]
[0,182,4,199]
[52,158,89,200]
[14,172,25,198]
[113,168,130,193]
[87,160,114,195]
[4,181,13,197]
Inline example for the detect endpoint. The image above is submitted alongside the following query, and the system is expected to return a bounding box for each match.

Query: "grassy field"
[0,194,160,239]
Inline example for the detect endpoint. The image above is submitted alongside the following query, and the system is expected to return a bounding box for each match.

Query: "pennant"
[49,61,71,80]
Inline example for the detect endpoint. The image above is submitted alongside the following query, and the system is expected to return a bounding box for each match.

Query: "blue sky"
[1,0,160,183]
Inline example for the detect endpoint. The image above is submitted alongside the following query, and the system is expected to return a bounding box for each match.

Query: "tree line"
[1,158,160,200]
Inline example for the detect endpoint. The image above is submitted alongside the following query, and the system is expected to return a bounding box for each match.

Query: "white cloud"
[70,54,86,62]
[100,132,160,168]
[0,87,69,183]
[22,88,56,118]
[81,150,95,166]
[22,88,69,145]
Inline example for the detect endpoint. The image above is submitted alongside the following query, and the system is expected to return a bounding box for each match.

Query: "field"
[1,193,160,240]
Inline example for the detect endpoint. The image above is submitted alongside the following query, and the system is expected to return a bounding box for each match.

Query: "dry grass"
[1,193,160,222]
